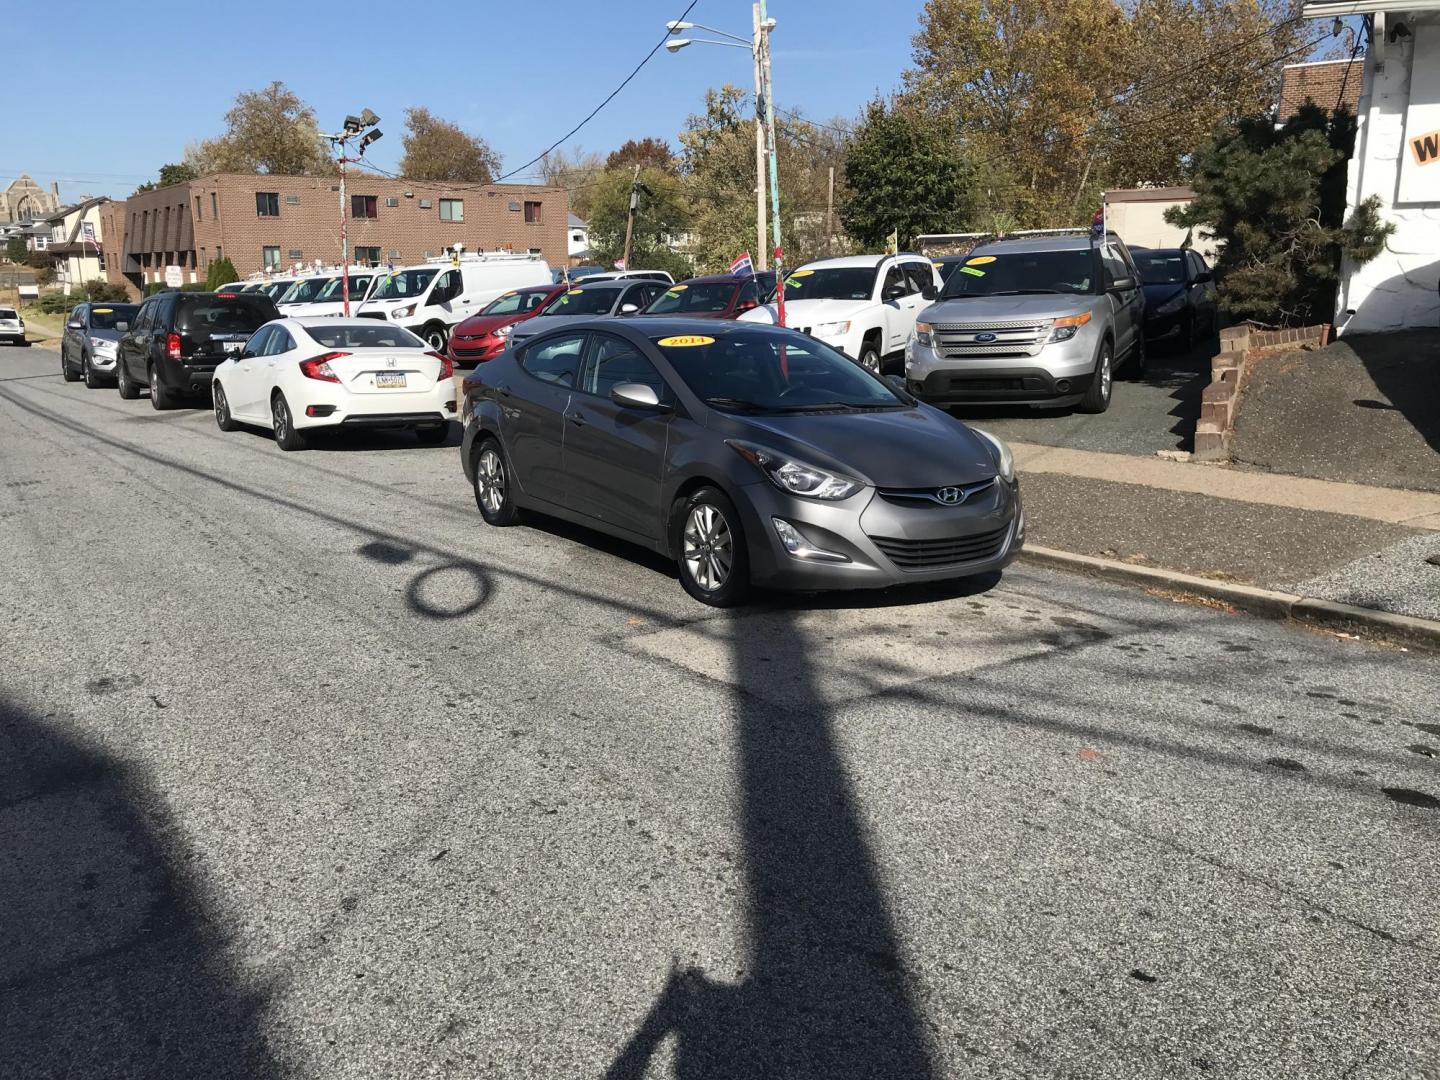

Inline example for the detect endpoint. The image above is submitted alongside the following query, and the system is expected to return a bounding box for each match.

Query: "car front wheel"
[61,348,80,382]
[1078,340,1113,414]
[673,486,751,607]
[858,338,882,376]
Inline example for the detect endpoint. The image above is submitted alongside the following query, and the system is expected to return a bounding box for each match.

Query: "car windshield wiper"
[704,396,769,412]
[775,400,901,412]
[981,289,1069,296]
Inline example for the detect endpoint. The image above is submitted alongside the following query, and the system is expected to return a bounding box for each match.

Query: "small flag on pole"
[730,252,754,277]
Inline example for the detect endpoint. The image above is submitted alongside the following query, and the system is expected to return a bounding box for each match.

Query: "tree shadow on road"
[0,692,279,1080]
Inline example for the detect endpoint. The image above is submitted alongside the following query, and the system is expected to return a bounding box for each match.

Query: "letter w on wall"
[1412,130,1440,166]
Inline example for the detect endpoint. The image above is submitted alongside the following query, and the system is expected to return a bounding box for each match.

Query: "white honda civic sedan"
[212,317,456,450]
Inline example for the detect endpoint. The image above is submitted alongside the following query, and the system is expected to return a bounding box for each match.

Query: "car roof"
[796,253,926,270]
[674,275,747,286]
[970,235,1096,254]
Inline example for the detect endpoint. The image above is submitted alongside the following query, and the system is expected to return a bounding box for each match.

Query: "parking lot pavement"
[4,343,1440,1079]
[946,335,1216,457]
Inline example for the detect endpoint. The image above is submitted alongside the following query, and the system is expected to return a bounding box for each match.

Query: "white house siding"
[1337,13,1440,334]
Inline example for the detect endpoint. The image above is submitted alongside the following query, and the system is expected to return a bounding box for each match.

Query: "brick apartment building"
[103,173,569,299]
[1278,58,1364,120]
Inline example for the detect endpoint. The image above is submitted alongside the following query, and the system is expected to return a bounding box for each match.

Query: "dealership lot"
[4,342,1438,1079]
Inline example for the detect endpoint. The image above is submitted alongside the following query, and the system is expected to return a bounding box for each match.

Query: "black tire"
[148,364,174,410]
[83,354,104,389]
[858,336,883,376]
[271,391,307,451]
[213,381,240,432]
[1125,331,1148,380]
[116,358,140,399]
[671,486,751,607]
[422,323,449,352]
[472,437,522,526]
[61,347,80,382]
[1078,339,1114,414]
[415,423,449,444]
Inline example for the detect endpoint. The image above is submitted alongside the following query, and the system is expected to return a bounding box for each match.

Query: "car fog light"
[772,518,849,563]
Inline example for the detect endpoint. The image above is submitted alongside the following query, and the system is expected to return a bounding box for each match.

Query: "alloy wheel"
[215,386,228,425]
[273,397,289,441]
[477,448,505,514]
[682,503,734,592]
[1099,348,1112,401]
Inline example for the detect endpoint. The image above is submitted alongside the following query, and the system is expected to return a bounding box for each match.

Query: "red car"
[447,283,569,365]
[638,273,775,319]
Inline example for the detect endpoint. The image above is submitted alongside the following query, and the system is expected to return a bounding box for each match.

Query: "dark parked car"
[115,290,279,409]
[460,318,1022,606]
[61,302,140,388]
[639,273,776,320]
[1133,248,1218,348]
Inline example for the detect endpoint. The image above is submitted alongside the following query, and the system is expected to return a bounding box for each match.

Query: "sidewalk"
[1012,441,1440,624]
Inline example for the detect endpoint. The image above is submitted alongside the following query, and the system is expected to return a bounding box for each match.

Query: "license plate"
[222,340,245,354]
[375,372,407,389]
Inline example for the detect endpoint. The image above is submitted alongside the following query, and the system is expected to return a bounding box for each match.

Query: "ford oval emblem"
[974,332,998,343]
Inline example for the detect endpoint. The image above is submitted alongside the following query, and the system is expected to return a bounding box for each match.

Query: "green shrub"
[206,257,238,290]
[84,281,131,303]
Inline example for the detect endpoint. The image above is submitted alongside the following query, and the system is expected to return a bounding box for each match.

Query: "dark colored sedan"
[1133,248,1218,348]
[460,318,1022,606]
[447,283,569,366]
[640,273,776,319]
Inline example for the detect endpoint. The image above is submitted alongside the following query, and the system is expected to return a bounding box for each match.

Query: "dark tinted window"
[903,262,935,294]
[307,324,425,349]
[645,282,737,315]
[176,294,278,337]
[583,334,668,400]
[540,286,624,316]
[0,308,18,320]
[88,304,138,330]
[245,326,274,356]
[480,288,554,316]
[521,332,585,387]
[1134,251,1186,285]
[940,249,1096,297]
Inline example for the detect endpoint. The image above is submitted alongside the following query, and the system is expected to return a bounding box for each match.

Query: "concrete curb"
[1021,544,1440,651]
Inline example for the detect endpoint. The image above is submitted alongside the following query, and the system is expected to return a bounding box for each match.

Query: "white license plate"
[375,372,407,389]
[222,340,246,354]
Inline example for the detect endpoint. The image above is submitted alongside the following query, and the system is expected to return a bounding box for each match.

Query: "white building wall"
[1105,200,1219,261]
[1337,15,1440,334]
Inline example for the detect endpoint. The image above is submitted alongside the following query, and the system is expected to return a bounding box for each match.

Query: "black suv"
[115,290,279,409]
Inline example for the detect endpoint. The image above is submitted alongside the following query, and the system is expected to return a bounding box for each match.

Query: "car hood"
[714,404,998,488]
[454,312,527,338]
[737,297,871,326]
[920,293,1094,323]
[1142,283,1185,307]
[511,312,613,339]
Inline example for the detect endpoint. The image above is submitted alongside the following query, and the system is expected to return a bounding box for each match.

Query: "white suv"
[737,254,940,373]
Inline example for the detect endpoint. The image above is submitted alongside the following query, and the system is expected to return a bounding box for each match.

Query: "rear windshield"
[645,282,736,315]
[371,269,437,300]
[481,288,554,316]
[306,324,425,349]
[540,286,621,316]
[89,305,138,330]
[279,277,335,304]
[939,249,1095,297]
[177,295,278,336]
[1133,252,1186,285]
[0,308,17,319]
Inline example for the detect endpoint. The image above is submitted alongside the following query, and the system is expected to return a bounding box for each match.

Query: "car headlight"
[728,441,864,500]
[89,336,116,352]
[914,321,932,347]
[811,320,850,338]
[971,427,1015,484]
[1048,311,1092,342]
[493,324,512,338]
[392,304,416,319]
[1154,294,1185,316]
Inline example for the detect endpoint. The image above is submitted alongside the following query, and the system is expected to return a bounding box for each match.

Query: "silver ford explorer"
[905,232,1147,414]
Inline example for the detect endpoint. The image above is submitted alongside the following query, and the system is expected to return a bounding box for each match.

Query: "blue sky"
[5,0,925,204]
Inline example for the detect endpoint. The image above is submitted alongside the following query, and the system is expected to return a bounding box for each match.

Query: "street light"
[664,1,786,327]
[325,109,382,316]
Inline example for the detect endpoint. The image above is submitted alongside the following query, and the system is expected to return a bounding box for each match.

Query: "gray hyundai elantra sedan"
[460,317,1023,606]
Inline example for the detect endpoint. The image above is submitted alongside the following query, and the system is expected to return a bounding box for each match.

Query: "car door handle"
[495,383,511,398]
[566,410,586,426]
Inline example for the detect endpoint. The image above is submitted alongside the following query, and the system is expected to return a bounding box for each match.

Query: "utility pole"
[751,3,767,272]
[621,163,641,271]
[323,110,383,317]
[758,1,784,327]
[338,152,349,315]
[826,166,835,257]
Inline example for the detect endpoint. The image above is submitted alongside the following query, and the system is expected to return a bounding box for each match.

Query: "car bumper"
[292,386,457,430]
[1143,313,1186,340]
[735,478,1023,591]
[905,336,1096,405]
[449,337,507,365]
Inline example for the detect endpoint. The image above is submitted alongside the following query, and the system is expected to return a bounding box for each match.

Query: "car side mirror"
[610,382,664,410]
[921,285,937,301]
[619,302,640,314]
[115,321,129,332]
[66,319,83,329]
[883,285,906,301]
[1195,271,1212,284]
[1109,277,1136,292]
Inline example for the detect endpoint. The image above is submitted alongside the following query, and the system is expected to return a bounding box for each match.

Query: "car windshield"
[258,281,292,300]
[279,277,335,304]
[645,282,736,315]
[315,275,374,302]
[305,324,425,349]
[371,269,437,300]
[481,288,553,316]
[781,266,876,301]
[540,286,621,316]
[653,328,905,413]
[940,249,1095,297]
[88,305,138,330]
[1134,252,1187,285]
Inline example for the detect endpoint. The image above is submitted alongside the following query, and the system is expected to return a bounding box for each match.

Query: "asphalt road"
[3,343,1439,1080]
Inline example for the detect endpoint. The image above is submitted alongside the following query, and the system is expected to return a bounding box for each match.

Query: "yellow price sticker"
[966,256,997,266]
[789,269,814,277]
[93,307,113,313]
[501,291,517,298]
[667,284,688,291]
[566,289,583,295]
[657,335,715,348]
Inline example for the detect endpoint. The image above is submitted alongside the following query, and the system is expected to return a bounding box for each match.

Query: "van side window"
[431,270,459,303]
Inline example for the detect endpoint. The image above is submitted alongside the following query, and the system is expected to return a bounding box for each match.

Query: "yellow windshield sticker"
[501,291,517,298]
[657,335,715,347]
[932,261,944,268]
[566,289,583,295]
[667,284,688,291]
[966,256,996,265]
[960,266,986,277]
[93,307,113,313]
[789,269,814,277]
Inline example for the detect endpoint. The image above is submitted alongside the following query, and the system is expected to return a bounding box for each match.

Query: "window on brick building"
[211,192,218,218]
[351,195,378,219]
[524,201,542,224]
[263,246,281,270]
[194,196,202,222]
[256,192,280,217]
[439,198,463,222]
[355,246,382,266]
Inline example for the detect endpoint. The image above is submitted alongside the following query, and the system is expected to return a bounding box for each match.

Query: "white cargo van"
[276,266,379,317]
[356,251,552,350]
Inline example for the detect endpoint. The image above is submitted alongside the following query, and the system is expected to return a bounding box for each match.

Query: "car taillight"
[429,350,453,380]
[299,350,348,383]
[166,332,181,360]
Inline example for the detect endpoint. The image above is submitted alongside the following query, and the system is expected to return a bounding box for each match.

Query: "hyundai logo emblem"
[973,332,998,343]
[936,486,964,504]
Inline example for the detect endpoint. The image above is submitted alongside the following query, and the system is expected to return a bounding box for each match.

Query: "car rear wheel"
[673,486,751,607]
[1125,332,1148,380]
[423,323,449,351]
[61,348,79,382]
[213,382,239,432]
[473,438,521,525]
[117,358,140,399]
[148,364,174,410]
[271,391,307,451]
[1078,340,1113,414]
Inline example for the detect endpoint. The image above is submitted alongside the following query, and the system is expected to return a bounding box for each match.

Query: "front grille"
[932,319,1048,360]
[870,525,1010,571]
